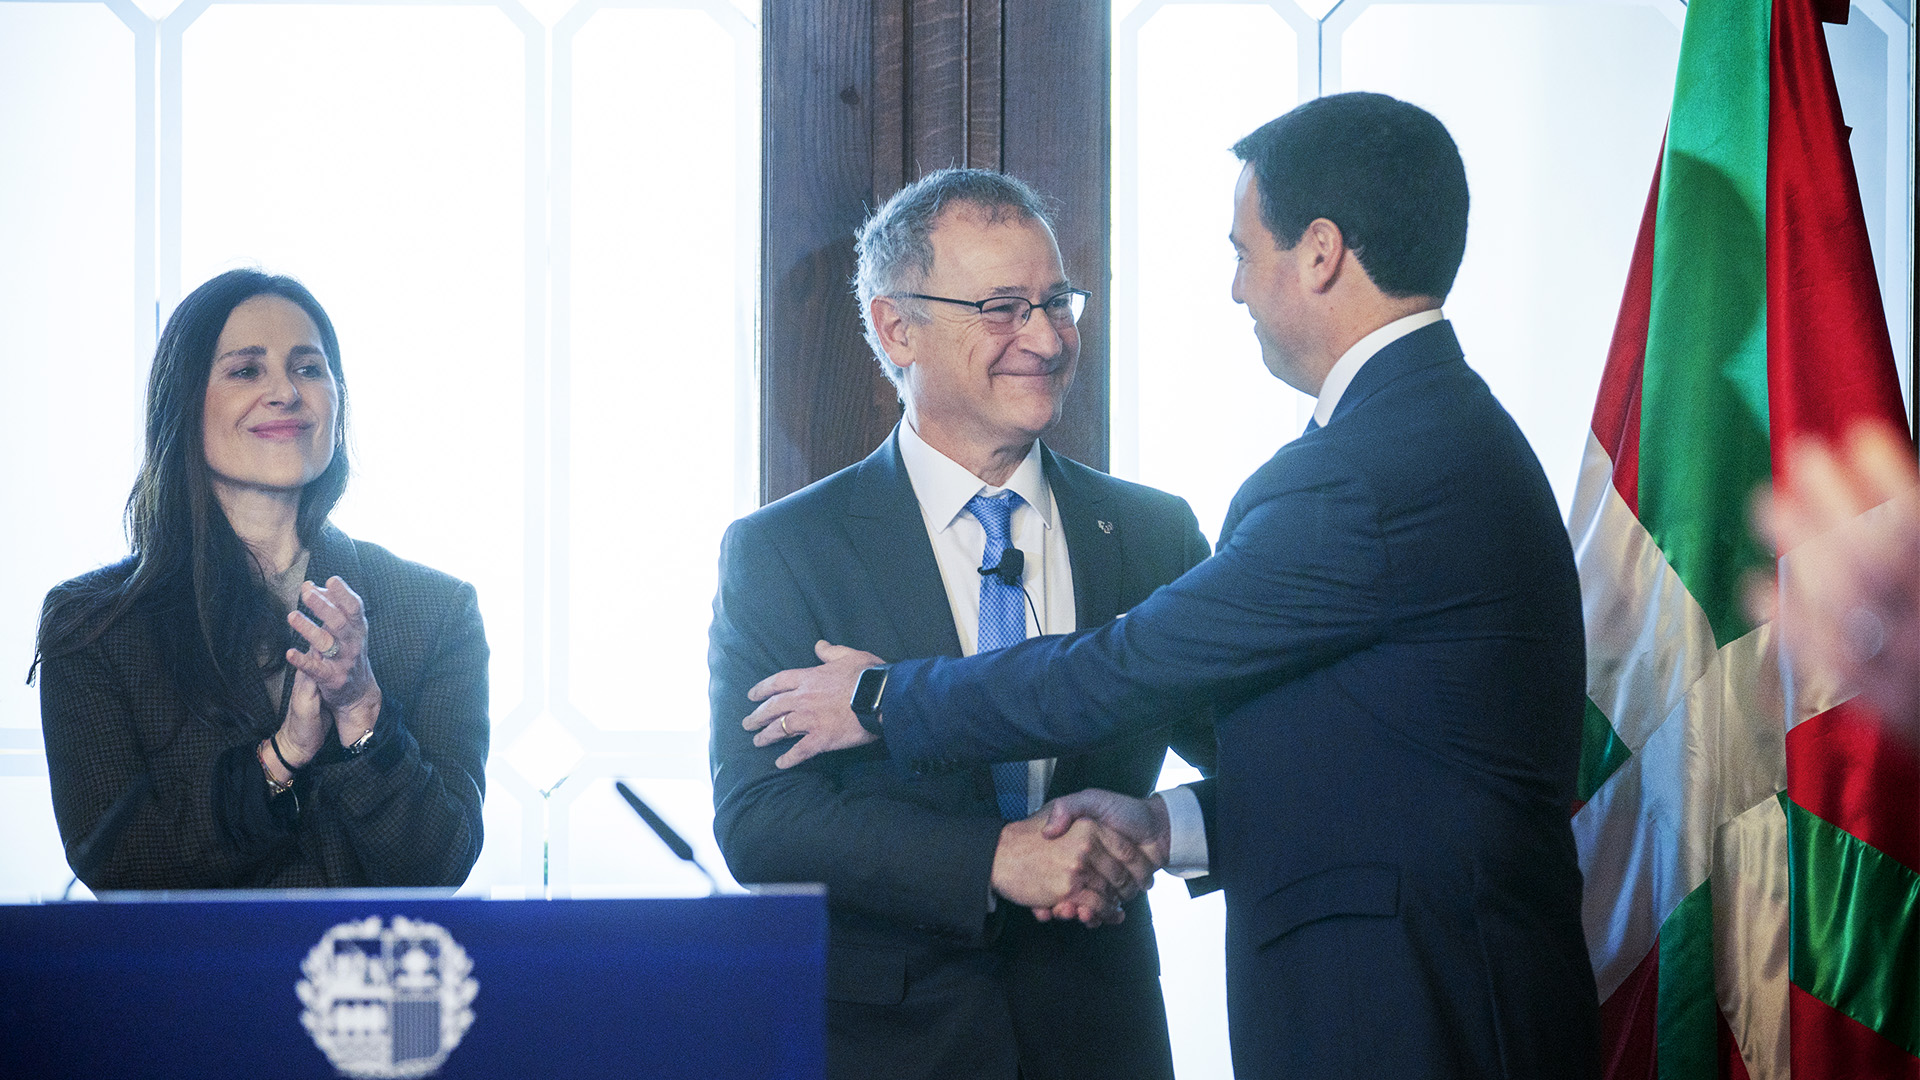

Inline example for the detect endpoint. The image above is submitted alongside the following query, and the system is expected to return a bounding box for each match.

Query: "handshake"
[992,788,1172,928]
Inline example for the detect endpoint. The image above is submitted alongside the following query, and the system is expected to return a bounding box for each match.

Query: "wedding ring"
[780,717,791,737]
[318,640,342,661]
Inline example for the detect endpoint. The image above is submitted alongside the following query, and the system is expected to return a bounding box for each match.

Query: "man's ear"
[1296,218,1348,294]
[872,296,917,371]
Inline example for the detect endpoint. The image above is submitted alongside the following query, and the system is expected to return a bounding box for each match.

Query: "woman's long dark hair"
[32,270,350,727]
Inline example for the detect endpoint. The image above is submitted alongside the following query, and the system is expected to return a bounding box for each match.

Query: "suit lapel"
[1043,446,1121,633]
[845,430,967,662]
[838,436,1128,662]
[1039,446,1123,799]
[304,524,362,593]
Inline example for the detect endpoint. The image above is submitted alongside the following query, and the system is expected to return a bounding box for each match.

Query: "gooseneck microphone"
[615,780,722,895]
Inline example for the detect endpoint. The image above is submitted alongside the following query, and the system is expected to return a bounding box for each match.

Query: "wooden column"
[761,0,1109,503]
[1000,0,1110,483]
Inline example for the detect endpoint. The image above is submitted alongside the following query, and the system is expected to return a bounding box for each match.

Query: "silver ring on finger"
[318,639,342,661]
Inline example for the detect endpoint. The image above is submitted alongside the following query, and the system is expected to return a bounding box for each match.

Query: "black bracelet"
[269,733,301,776]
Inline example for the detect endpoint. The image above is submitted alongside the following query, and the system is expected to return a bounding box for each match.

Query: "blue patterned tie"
[967,492,1033,820]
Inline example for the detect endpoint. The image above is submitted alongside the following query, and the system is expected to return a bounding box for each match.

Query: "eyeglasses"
[898,288,1091,332]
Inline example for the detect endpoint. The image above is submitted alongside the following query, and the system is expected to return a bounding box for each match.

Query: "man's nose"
[1014,309,1069,357]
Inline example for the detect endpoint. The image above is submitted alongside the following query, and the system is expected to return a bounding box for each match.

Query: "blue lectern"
[0,891,826,1079]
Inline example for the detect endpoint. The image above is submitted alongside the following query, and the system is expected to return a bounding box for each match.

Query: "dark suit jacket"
[40,525,489,890]
[708,430,1214,1080]
[880,323,1602,1080]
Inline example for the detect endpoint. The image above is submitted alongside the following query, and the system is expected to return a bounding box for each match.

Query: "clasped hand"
[275,576,383,768]
[996,788,1171,927]
[742,646,1176,925]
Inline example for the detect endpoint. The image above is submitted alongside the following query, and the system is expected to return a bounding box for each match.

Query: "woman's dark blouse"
[39,526,489,890]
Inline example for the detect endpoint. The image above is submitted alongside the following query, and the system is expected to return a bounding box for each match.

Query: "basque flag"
[1566,0,1918,1075]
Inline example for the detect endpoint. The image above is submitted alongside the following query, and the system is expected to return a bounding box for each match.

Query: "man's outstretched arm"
[747,467,1388,770]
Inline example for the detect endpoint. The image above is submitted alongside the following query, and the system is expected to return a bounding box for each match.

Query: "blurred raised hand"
[1750,420,1919,742]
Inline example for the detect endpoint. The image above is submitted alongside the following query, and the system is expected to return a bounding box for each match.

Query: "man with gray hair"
[709,168,1214,1080]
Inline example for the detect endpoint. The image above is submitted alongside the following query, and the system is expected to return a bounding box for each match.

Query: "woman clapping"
[33,270,489,891]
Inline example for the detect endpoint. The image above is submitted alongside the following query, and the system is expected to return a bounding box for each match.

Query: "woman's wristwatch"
[343,723,376,756]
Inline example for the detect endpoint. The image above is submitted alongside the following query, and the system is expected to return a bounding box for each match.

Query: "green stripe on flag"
[1637,0,1775,648]
[1578,697,1631,801]
[1656,879,1719,1080]
[1781,793,1920,1056]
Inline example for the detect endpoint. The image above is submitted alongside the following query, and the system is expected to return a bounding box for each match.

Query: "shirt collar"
[1312,307,1445,427]
[898,421,1054,534]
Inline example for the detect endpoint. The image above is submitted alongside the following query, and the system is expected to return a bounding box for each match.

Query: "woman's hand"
[287,575,382,746]
[264,669,329,783]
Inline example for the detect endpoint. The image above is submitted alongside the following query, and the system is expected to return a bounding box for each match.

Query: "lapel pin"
[1097,520,1114,534]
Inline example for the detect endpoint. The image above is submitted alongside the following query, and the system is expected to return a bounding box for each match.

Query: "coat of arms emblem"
[297,916,478,1079]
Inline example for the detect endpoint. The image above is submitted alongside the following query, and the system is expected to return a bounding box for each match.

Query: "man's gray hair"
[853,168,1058,388]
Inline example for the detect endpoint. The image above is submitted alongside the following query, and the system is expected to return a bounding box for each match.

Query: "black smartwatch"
[849,665,890,736]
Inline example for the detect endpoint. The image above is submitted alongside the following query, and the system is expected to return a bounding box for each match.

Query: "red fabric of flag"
[1593,162,1661,513]
[1763,0,1907,457]
[1767,0,1919,1073]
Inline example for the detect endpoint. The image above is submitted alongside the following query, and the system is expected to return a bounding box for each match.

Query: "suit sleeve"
[1152,501,1222,896]
[40,633,294,890]
[308,582,489,887]
[883,466,1390,769]
[709,515,1006,941]
[1159,501,1218,776]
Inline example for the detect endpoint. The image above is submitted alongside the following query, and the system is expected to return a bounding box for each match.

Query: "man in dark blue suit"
[744,95,1602,1079]
[709,169,1215,1080]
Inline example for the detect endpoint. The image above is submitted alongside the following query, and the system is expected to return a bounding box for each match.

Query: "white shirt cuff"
[1159,784,1209,878]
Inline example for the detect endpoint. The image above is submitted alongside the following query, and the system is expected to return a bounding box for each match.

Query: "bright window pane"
[1337,2,1681,514]
[1825,5,1913,411]
[564,7,755,737]
[1115,2,1306,542]
[0,0,760,901]
[177,2,533,720]
[0,2,141,901]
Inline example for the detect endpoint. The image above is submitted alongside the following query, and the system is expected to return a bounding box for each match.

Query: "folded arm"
[712,516,1149,931]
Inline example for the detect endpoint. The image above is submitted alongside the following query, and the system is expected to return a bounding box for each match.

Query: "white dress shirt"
[897,421,1074,815]
[1159,308,1446,878]
[1312,308,1444,426]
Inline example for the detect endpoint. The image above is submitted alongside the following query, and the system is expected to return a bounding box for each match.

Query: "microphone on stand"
[614,780,721,896]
